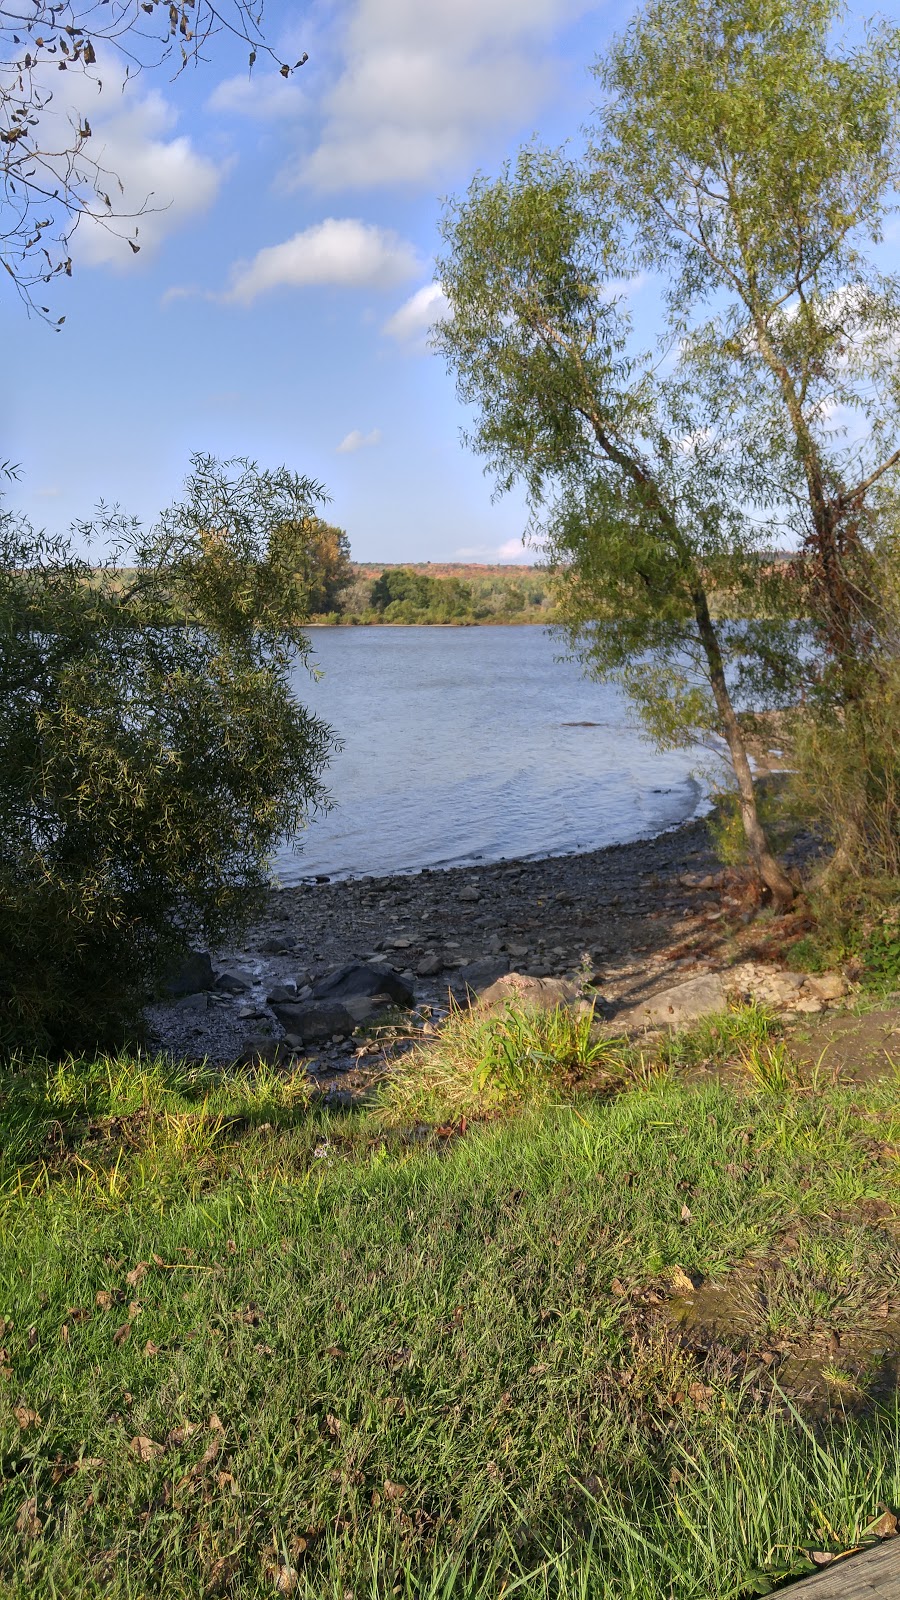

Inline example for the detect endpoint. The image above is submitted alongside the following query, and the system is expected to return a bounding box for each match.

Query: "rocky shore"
[147,812,830,1096]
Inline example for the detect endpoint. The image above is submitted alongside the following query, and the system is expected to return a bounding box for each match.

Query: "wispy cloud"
[337,427,382,454]
[294,0,588,192]
[221,218,420,305]
[383,281,450,344]
[454,536,534,563]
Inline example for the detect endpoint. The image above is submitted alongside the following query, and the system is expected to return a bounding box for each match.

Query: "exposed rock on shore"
[146,814,831,1094]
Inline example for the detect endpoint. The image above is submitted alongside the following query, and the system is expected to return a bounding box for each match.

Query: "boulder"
[215,967,254,995]
[477,972,582,1012]
[451,955,510,1000]
[273,1000,358,1045]
[259,933,296,955]
[417,953,444,978]
[310,961,415,1009]
[266,983,298,1005]
[615,973,727,1030]
[804,971,848,1002]
[163,950,214,998]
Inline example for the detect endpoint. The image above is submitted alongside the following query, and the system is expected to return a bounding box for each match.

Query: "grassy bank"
[1,1021,899,1598]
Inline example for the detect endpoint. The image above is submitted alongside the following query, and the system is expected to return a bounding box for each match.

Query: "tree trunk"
[691,585,796,911]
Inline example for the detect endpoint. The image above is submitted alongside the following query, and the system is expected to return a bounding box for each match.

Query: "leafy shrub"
[0,456,335,1053]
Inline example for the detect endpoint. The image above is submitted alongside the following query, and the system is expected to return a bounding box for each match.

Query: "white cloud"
[383,282,451,343]
[222,218,420,304]
[337,428,382,453]
[207,73,307,120]
[25,61,224,266]
[297,0,590,191]
[454,536,534,563]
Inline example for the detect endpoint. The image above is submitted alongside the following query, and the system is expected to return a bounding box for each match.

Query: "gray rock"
[215,967,254,995]
[458,885,481,903]
[477,972,583,1013]
[171,992,209,1016]
[310,961,415,1009]
[266,983,298,1005]
[417,953,444,977]
[451,955,510,999]
[615,973,727,1030]
[259,933,296,954]
[163,950,214,997]
[275,1000,358,1044]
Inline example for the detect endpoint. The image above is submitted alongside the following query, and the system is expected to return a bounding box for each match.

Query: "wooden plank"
[782,1539,900,1595]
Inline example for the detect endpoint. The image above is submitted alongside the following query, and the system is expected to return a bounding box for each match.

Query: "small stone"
[417,953,444,977]
[458,886,481,903]
[163,950,214,998]
[266,984,297,1005]
[259,933,296,955]
[215,968,253,995]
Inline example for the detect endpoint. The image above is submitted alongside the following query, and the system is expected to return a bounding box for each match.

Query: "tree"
[283,516,352,616]
[436,146,798,906]
[1,0,307,317]
[0,454,334,1052]
[598,0,900,717]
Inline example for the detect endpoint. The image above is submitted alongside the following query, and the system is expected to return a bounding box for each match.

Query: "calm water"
[273,625,705,883]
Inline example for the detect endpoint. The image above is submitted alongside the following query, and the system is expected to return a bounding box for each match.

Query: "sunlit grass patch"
[377,1000,634,1125]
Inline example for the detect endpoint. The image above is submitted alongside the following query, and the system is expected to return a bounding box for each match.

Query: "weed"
[738,1038,802,1094]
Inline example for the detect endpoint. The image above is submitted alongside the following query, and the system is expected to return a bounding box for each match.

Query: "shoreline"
[148,813,732,1069]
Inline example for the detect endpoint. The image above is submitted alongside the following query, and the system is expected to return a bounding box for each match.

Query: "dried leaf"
[16,1496,41,1538]
[96,1290,115,1311]
[680,1202,692,1223]
[127,1300,142,1319]
[59,1323,70,1345]
[125,1263,147,1289]
[144,1340,162,1356]
[130,1434,164,1462]
[670,1265,695,1295]
[13,1404,41,1430]
[383,1479,406,1499]
[271,1562,298,1593]
[112,1321,132,1347]
[166,1422,200,1448]
[609,1277,627,1298]
[866,1509,899,1539]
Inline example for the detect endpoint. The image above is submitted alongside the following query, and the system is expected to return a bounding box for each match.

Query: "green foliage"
[0,455,335,1053]
[336,565,558,625]
[709,778,799,870]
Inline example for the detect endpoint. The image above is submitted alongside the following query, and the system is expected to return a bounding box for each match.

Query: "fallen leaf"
[325,1413,342,1438]
[16,1496,41,1539]
[27,1325,37,1348]
[144,1340,162,1356]
[271,1563,298,1593]
[670,1265,695,1295]
[13,1404,41,1430]
[206,1553,240,1593]
[126,1263,148,1289]
[325,1345,346,1360]
[383,1479,406,1499]
[688,1381,713,1405]
[112,1322,131,1347]
[166,1422,200,1447]
[866,1509,899,1539]
[680,1202,693,1223]
[66,1307,91,1323]
[130,1435,164,1462]
[95,1290,116,1311]
[235,1305,262,1326]
[59,1324,70,1346]
[127,1301,143,1319]
[610,1277,627,1298]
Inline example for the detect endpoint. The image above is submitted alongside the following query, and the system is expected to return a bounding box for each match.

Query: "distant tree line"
[316,564,557,624]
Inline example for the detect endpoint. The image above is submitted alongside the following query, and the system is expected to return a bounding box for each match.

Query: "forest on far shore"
[322,560,558,624]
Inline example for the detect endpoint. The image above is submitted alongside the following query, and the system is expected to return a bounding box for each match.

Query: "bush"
[0,456,335,1053]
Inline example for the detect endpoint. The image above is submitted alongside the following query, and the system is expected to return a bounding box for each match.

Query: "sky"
[2,0,626,563]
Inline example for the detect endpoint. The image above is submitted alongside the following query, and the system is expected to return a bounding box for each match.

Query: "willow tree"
[0,456,334,1051]
[436,147,799,906]
[438,0,900,898]
[598,0,900,881]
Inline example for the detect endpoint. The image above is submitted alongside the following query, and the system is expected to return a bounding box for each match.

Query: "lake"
[274,625,706,884]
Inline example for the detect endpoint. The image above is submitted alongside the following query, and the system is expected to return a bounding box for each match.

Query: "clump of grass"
[662,1001,780,1072]
[737,1037,803,1094]
[378,1001,632,1125]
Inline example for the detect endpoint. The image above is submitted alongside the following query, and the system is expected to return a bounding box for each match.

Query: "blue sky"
[3,0,626,562]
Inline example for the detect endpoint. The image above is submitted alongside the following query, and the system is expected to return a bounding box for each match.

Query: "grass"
[0,1012,899,1597]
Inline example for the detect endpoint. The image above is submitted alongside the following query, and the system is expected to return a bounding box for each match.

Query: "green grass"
[0,1028,898,1598]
